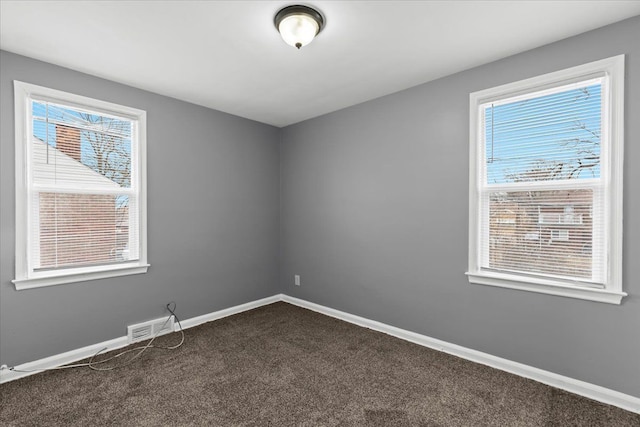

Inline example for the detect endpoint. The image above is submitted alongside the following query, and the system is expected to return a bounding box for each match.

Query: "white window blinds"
[29,101,139,271]
[477,78,606,286]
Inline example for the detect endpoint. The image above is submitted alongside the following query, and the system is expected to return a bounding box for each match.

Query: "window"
[467,56,625,304]
[13,81,148,289]
[550,230,569,242]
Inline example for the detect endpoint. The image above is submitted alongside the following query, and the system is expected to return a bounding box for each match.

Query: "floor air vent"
[127,316,175,343]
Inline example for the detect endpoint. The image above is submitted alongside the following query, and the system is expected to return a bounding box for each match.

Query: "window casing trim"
[12,263,151,290]
[465,271,626,304]
[13,81,149,290]
[467,55,625,304]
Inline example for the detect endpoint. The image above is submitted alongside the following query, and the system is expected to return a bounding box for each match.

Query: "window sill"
[12,264,150,290]
[466,271,626,304]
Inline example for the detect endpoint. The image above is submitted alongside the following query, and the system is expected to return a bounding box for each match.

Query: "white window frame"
[467,56,625,304]
[13,81,149,290]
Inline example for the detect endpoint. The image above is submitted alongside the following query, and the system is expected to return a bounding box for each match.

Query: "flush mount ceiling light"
[274,5,325,49]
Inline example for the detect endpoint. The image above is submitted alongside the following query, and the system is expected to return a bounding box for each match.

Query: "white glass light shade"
[278,14,320,49]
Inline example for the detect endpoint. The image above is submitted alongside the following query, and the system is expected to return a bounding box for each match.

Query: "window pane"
[485,83,601,184]
[30,102,137,271]
[32,101,132,189]
[482,189,599,281]
[35,193,135,270]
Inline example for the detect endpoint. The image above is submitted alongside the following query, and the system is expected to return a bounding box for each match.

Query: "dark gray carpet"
[1,302,638,426]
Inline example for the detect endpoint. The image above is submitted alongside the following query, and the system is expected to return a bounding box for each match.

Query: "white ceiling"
[1,1,639,128]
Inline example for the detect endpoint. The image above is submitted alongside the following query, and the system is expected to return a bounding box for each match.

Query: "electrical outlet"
[294,275,301,286]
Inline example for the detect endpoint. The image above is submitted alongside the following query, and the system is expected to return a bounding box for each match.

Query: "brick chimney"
[55,124,81,162]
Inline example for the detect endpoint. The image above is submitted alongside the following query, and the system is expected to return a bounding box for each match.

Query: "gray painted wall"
[2,17,639,400]
[280,17,640,397]
[0,51,281,366]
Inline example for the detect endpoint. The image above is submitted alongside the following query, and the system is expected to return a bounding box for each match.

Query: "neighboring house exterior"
[489,190,593,278]
[33,125,128,270]
[536,202,592,248]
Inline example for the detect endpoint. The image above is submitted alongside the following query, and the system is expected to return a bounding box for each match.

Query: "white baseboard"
[0,294,280,385]
[280,294,640,414]
[2,293,638,414]
[175,295,281,330]
[0,336,130,384]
